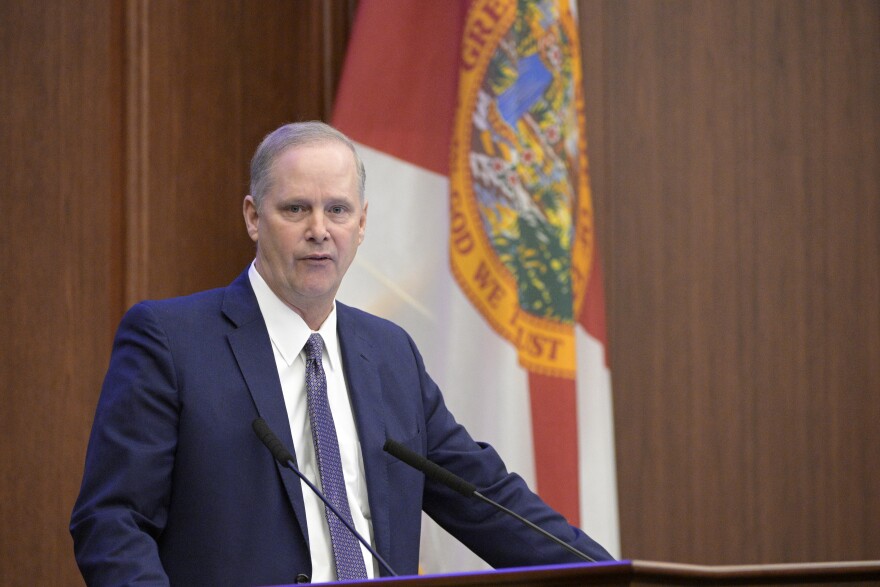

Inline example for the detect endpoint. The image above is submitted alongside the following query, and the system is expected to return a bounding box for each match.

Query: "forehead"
[273,141,355,176]
[264,141,362,207]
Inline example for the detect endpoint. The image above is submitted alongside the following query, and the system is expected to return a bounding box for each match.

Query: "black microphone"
[383,439,597,563]
[252,418,398,577]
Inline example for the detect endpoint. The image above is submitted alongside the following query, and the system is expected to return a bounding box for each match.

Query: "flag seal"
[449,0,594,378]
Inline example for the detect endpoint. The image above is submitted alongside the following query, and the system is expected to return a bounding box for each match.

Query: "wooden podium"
[285,560,880,586]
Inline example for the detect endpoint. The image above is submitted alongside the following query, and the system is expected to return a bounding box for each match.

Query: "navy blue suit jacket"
[71,269,612,586]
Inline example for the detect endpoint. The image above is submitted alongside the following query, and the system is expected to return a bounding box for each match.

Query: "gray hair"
[249,121,366,210]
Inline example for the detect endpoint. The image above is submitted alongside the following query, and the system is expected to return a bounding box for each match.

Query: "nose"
[306,210,329,241]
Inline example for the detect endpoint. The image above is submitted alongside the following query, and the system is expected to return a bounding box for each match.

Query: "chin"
[295,282,339,301]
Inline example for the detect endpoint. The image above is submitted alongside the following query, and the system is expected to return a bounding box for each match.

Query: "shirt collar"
[248,261,341,369]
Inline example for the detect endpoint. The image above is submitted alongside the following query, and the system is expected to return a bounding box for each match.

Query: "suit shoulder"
[133,286,226,316]
[119,286,232,338]
[336,302,411,339]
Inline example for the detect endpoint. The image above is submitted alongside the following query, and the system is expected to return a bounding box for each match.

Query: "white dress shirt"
[249,263,375,582]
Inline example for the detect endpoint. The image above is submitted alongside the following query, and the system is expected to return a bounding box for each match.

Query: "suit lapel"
[222,270,311,546]
[336,303,392,572]
[221,277,392,567]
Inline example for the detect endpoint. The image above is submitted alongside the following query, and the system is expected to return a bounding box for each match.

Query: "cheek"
[258,236,292,265]
[266,223,300,248]
[350,229,364,250]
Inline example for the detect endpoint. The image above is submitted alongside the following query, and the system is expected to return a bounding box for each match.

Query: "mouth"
[302,254,333,263]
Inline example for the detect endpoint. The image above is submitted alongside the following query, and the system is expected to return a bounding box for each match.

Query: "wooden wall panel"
[0,2,123,585]
[126,0,354,304]
[0,1,353,585]
[579,0,880,565]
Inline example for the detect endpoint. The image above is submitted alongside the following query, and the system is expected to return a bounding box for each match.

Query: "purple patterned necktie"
[304,333,368,580]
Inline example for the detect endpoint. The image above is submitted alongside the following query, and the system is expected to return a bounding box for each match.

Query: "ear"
[358,200,368,244]
[243,195,260,243]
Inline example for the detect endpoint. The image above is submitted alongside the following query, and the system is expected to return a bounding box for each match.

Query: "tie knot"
[304,333,324,362]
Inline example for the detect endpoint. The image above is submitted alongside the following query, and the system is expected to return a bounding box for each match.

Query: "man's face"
[243,141,367,326]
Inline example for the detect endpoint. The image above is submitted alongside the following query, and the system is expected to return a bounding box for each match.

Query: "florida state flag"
[334,0,619,572]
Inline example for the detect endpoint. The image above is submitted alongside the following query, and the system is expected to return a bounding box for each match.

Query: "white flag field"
[333,0,620,572]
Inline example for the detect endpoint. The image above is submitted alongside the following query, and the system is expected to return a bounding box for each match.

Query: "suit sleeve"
[404,333,614,566]
[70,302,179,586]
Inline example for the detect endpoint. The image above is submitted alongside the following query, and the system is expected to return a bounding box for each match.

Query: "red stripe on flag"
[332,0,469,175]
[578,246,610,368]
[527,371,581,526]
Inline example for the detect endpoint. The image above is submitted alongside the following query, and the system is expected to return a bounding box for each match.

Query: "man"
[71,122,612,586]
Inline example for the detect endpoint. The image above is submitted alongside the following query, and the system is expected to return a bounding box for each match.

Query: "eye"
[329,205,346,215]
[285,204,304,213]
